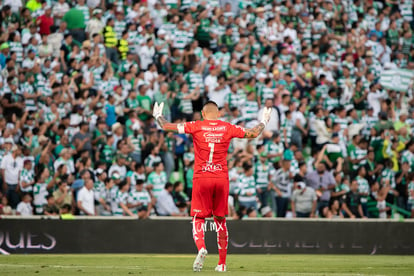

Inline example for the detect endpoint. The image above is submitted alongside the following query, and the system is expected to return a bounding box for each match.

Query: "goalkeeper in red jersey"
[153,101,271,272]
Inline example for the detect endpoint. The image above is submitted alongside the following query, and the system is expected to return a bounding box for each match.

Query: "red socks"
[192,216,228,266]
[192,217,206,251]
[214,217,228,265]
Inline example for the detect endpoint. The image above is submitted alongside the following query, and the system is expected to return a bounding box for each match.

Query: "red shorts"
[191,177,229,218]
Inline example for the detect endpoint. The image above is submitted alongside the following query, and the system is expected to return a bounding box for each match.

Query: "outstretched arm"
[243,107,272,138]
[244,122,266,138]
[153,102,182,133]
[156,115,180,133]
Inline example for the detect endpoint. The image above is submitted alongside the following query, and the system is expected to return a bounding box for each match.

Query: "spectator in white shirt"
[53,0,70,26]
[139,38,155,70]
[16,193,33,216]
[156,183,182,216]
[77,179,95,215]
[282,21,297,42]
[1,145,23,209]
[86,9,104,39]
[374,37,392,64]
[367,83,387,117]
[291,103,308,150]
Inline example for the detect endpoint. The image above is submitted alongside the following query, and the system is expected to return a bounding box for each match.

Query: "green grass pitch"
[1,254,414,275]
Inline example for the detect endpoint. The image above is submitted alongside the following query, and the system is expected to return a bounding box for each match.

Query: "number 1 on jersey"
[208,143,215,163]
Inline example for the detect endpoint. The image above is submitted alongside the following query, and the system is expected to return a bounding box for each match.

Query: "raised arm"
[153,102,180,133]
[244,123,266,138]
[243,107,272,139]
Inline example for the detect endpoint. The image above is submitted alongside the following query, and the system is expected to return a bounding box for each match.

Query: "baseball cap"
[157,29,166,36]
[379,111,388,120]
[278,79,287,86]
[3,137,14,144]
[283,149,294,161]
[111,172,121,180]
[96,168,104,175]
[260,206,272,217]
[93,9,102,15]
[0,42,9,50]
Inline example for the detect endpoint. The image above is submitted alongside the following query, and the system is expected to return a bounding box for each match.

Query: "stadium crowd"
[0,0,414,219]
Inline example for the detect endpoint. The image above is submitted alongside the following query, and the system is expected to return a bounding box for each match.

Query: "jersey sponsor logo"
[203,132,224,138]
[202,163,223,172]
[201,126,226,131]
[203,132,224,143]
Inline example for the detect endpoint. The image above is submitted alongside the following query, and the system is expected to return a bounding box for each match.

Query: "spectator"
[113,180,134,217]
[63,6,86,43]
[147,162,167,199]
[271,159,293,218]
[156,183,183,216]
[172,181,190,209]
[1,145,23,209]
[237,163,257,217]
[327,199,344,219]
[77,179,95,216]
[53,178,73,211]
[43,194,59,215]
[291,182,317,218]
[16,193,33,216]
[0,196,13,215]
[342,179,367,219]
[128,179,154,219]
[96,177,114,216]
[37,6,53,36]
[306,162,336,217]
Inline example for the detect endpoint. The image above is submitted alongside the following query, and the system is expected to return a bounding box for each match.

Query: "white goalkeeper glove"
[260,107,272,126]
[152,102,164,120]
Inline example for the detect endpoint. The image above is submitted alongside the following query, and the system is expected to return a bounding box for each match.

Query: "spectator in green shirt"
[63,8,86,43]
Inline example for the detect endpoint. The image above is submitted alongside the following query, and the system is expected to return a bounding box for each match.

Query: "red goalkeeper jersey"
[182,120,246,179]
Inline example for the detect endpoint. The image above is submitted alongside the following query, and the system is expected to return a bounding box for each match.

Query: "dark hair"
[165,182,173,189]
[173,181,182,190]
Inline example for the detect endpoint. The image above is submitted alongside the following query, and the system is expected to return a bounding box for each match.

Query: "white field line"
[0,264,147,270]
[0,264,387,276]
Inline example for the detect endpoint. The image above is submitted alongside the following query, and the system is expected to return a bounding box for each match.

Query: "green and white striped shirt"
[172,30,189,50]
[184,71,204,94]
[128,189,151,214]
[254,161,271,189]
[242,100,259,121]
[237,173,256,203]
[9,41,23,64]
[258,86,274,104]
[114,20,127,39]
[225,92,245,109]
[20,81,37,111]
[178,92,193,114]
[323,96,339,111]
[357,176,370,203]
[213,52,231,72]
[19,168,34,193]
[113,190,129,216]
[147,171,167,198]
[281,118,292,144]
[75,5,90,23]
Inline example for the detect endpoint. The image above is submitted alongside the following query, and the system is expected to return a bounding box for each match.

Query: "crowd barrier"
[0,217,413,255]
